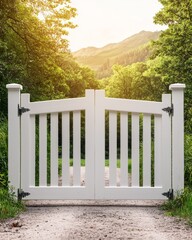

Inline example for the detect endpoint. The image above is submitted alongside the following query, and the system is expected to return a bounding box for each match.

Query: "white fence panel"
[6,84,185,200]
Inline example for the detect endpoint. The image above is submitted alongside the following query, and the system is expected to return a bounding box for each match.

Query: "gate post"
[169,83,186,194]
[6,83,23,197]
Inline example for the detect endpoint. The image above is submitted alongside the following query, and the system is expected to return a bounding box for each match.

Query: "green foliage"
[103,62,163,101]
[0,118,8,188]
[162,188,192,225]
[152,0,192,133]
[0,188,25,219]
[184,134,192,187]
[0,0,98,117]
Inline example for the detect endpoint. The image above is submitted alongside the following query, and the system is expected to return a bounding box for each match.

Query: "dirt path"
[0,200,192,240]
[1,168,192,239]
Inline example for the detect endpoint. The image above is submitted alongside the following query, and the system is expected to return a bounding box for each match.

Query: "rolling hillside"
[73,31,160,78]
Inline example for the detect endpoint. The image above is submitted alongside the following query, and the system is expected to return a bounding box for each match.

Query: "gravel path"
[0,200,192,240]
[1,168,192,239]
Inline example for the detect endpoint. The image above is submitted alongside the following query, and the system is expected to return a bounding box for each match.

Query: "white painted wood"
[50,113,58,186]
[154,115,162,187]
[9,86,184,200]
[143,114,151,187]
[120,112,128,186]
[85,90,95,194]
[95,90,105,199]
[30,115,36,186]
[73,111,81,186]
[28,97,86,115]
[109,111,117,186]
[62,112,70,186]
[39,114,47,186]
[169,84,186,193]
[6,84,23,196]
[131,113,140,187]
[21,94,31,191]
[162,94,172,192]
[105,98,163,115]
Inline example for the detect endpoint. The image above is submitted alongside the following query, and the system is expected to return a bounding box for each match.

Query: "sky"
[68,0,166,52]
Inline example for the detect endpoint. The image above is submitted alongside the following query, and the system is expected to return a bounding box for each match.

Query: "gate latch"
[162,104,174,116]
[162,189,174,200]
[18,189,30,201]
[18,104,30,116]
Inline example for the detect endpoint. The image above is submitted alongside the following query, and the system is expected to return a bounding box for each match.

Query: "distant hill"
[73,31,161,78]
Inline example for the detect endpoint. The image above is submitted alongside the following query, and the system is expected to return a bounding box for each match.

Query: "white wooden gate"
[6,83,185,200]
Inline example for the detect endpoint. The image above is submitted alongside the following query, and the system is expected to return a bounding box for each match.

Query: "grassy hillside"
[73,31,160,78]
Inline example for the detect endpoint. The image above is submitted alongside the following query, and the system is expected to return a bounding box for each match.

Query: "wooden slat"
[30,115,36,186]
[162,94,172,191]
[39,114,47,186]
[29,97,86,115]
[95,90,105,198]
[21,94,30,191]
[109,111,117,186]
[85,90,95,192]
[154,115,162,187]
[105,98,163,115]
[62,112,70,186]
[143,114,151,187]
[50,113,58,186]
[120,112,128,186]
[131,113,140,187]
[73,111,81,186]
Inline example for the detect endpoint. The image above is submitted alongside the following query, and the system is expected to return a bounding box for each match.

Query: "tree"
[0,0,97,117]
[152,0,192,131]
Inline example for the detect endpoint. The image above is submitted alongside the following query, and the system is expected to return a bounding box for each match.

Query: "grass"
[0,188,25,220]
[161,188,192,225]
[58,159,132,175]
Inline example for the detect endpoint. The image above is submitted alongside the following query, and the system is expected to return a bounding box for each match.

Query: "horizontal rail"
[105,98,163,115]
[24,97,88,115]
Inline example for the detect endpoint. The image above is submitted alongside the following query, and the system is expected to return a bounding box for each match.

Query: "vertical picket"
[85,90,95,194]
[20,94,31,192]
[30,115,36,186]
[154,115,162,187]
[120,112,128,186]
[62,112,70,186]
[109,111,117,186]
[73,111,81,186]
[162,94,172,192]
[131,113,140,187]
[50,113,58,186]
[95,90,105,198]
[6,84,23,196]
[143,114,151,187]
[39,114,47,186]
[170,84,186,193]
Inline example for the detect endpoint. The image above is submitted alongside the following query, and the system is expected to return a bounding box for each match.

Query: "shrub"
[0,118,8,188]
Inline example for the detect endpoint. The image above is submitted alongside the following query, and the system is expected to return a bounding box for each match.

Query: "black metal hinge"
[162,189,174,200]
[18,104,30,116]
[18,189,30,201]
[162,104,174,116]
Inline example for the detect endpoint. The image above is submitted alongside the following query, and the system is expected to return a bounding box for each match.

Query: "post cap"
[169,83,186,90]
[6,83,23,90]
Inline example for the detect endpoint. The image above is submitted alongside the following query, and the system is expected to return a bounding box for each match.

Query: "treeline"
[0,0,98,118]
[97,44,151,79]
[100,0,192,134]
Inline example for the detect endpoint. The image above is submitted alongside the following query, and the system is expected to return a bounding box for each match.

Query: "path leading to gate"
[0,200,192,240]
